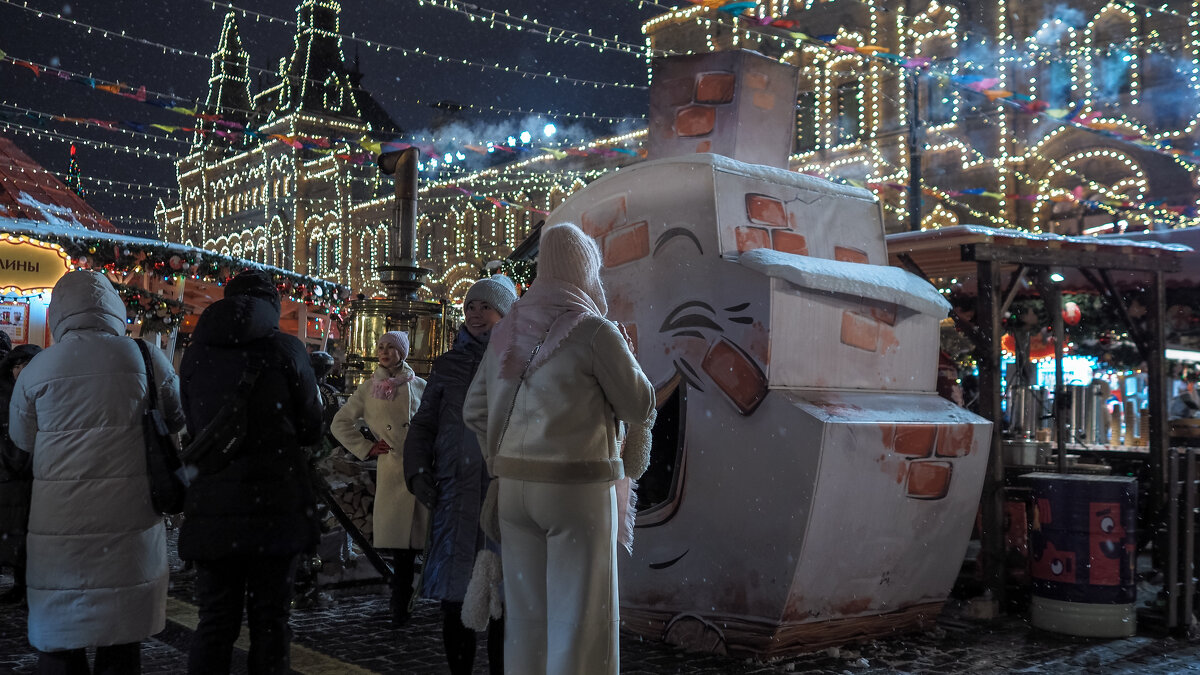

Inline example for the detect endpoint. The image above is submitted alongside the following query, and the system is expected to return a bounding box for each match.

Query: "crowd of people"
[0,221,656,675]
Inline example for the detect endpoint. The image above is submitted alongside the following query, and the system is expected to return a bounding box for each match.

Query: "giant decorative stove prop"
[544,50,993,655]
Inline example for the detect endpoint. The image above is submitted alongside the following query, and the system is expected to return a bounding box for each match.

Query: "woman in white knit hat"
[331,330,426,625]
[465,225,655,674]
[403,274,517,675]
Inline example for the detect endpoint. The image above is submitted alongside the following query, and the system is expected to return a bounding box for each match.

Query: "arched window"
[795,89,819,152]
[835,77,862,144]
[1091,7,1137,104]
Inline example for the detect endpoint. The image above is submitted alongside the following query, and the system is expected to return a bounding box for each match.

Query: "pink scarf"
[491,277,605,380]
[370,364,415,400]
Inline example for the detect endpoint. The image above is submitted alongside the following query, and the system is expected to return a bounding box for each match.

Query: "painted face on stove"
[580,195,774,418]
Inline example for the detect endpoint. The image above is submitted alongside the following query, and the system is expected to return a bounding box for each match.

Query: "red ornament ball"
[1062,301,1082,326]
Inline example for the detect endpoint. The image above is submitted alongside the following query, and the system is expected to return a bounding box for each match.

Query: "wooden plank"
[966,243,1182,272]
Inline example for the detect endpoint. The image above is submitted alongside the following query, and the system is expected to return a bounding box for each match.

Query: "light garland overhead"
[1,54,644,170]
[188,0,646,90]
[0,0,645,93]
[0,120,180,161]
[415,0,661,58]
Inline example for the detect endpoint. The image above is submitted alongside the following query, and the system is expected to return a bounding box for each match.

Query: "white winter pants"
[498,478,619,675]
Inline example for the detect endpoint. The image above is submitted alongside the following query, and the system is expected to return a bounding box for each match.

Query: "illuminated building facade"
[643,1,1200,235]
[153,1,593,301]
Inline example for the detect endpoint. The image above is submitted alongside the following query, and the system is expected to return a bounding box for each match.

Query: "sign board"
[0,301,29,344]
[0,235,71,294]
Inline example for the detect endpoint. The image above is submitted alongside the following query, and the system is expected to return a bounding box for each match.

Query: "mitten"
[367,439,391,457]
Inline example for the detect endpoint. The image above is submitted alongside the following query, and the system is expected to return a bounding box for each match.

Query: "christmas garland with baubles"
[63,239,347,333]
[946,287,1200,369]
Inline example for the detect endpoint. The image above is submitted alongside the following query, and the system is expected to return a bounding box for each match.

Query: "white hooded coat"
[9,270,185,652]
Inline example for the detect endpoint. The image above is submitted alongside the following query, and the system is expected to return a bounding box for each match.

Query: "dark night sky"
[0,0,659,236]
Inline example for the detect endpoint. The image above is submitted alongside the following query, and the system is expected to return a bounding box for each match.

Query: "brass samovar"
[344,149,448,385]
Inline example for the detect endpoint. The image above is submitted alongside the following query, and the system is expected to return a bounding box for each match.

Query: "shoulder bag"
[135,339,187,516]
[179,360,263,475]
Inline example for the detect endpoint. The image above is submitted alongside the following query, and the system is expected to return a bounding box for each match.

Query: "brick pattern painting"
[876,423,977,500]
[580,194,652,269]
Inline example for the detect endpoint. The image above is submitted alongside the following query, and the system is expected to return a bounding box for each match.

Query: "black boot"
[390,549,417,627]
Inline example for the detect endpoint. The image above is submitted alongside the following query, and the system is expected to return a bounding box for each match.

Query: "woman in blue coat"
[404,274,517,675]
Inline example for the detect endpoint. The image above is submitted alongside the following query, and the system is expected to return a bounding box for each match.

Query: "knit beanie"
[225,269,281,312]
[463,275,518,317]
[378,331,410,361]
[537,223,607,314]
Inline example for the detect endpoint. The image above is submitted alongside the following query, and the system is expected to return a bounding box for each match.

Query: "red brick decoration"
[735,226,771,253]
[936,424,975,457]
[580,194,627,238]
[745,194,788,228]
[675,105,717,137]
[834,246,870,264]
[906,461,953,500]
[868,303,897,326]
[892,424,937,458]
[744,71,769,90]
[772,230,808,255]
[696,141,712,153]
[701,337,768,415]
[840,310,879,352]
[603,222,650,268]
[695,71,736,104]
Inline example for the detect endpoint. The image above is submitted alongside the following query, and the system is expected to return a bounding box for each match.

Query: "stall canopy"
[0,216,348,342]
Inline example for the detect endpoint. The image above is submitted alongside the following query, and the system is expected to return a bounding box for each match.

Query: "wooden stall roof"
[887,225,1191,282]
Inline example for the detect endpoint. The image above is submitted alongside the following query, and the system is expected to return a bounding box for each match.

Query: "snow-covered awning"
[739,247,951,317]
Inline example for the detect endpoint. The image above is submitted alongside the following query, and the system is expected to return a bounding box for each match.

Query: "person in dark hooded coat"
[178,269,322,675]
[404,274,517,675]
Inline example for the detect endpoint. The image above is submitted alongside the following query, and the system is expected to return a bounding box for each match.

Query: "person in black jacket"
[404,274,517,675]
[0,344,40,606]
[178,270,322,675]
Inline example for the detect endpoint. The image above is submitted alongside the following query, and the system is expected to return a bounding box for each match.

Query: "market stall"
[0,217,347,356]
[888,224,1192,631]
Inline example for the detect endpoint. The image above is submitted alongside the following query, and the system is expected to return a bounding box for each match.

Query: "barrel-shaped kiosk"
[1024,473,1138,637]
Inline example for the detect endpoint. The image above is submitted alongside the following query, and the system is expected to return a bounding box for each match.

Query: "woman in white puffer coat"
[9,270,185,672]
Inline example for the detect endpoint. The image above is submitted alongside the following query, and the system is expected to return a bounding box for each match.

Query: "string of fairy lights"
[0,90,648,203]
[0,0,646,92]
[10,0,1196,178]
[0,54,642,159]
[411,0,663,58]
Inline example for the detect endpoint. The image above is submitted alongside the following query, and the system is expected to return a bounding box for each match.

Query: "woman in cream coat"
[465,224,655,675]
[331,330,426,624]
